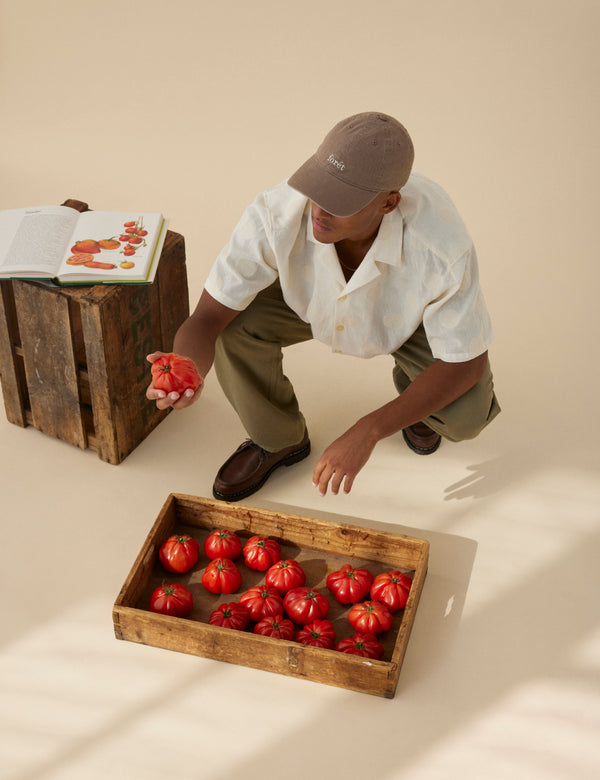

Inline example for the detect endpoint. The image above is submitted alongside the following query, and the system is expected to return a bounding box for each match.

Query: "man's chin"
[312,228,336,244]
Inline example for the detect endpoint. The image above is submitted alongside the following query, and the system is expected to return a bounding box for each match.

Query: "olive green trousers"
[214,281,500,452]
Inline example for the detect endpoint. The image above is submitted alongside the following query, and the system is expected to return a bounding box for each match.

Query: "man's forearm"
[172,317,217,380]
[362,352,488,442]
[171,289,241,380]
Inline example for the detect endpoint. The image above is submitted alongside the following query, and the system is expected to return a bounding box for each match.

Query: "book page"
[0,206,78,273]
[57,211,164,281]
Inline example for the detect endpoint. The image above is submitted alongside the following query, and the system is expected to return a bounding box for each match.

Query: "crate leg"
[0,281,28,426]
[79,300,121,465]
[13,282,87,448]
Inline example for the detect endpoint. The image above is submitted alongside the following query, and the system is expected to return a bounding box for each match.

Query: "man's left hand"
[312,422,378,496]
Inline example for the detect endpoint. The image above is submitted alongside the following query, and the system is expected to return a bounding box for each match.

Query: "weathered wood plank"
[0,280,27,426]
[13,282,86,448]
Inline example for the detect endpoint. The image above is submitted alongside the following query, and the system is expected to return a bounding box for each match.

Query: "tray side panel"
[172,495,425,570]
[114,606,396,697]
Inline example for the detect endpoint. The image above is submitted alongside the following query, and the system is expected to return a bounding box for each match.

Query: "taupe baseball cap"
[288,112,414,217]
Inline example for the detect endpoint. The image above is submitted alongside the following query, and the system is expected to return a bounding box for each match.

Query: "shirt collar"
[305,201,404,268]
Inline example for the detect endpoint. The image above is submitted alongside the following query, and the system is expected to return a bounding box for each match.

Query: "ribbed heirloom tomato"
[283,587,330,625]
[370,570,412,612]
[336,633,384,659]
[201,558,242,594]
[295,619,337,649]
[238,586,283,622]
[208,602,250,631]
[159,534,200,573]
[348,600,393,635]
[326,563,373,604]
[149,583,193,617]
[243,536,281,571]
[151,353,201,394]
[253,614,295,640]
[204,529,242,560]
[265,559,306,594]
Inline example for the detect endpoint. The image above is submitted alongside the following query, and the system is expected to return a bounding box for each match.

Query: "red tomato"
[208,602,250,630]
[283,587,330,625]
[158,534,200,573]
[336,633,384,659]
[149,583,193,617]
[243,536,281,571]
[370,570,412,612]
[151,353,201,394]
[204,529,242,560]
[295,619,336,649]
[326,563,373,605]
[201,558,242,594]
[265,559,306,594]
[253,613,295,640]
[238,585,283,622]
[348,600,393,635]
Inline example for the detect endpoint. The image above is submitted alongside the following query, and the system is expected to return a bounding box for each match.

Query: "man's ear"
[381,191,401,214]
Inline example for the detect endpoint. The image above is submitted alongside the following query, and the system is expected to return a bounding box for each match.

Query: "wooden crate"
[0,199,189,464]
[113,494,429,698]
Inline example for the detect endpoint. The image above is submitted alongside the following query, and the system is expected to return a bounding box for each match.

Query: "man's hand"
[145,351,204,411]
[312,421,378,497]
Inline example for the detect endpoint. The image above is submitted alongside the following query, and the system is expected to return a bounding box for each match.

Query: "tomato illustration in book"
[66,217,149,270]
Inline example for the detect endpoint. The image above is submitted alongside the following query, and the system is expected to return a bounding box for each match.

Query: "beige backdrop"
[1,1,599,778]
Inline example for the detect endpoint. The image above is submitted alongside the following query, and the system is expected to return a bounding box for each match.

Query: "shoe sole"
[402,429,442,455]
[212,440,311,503]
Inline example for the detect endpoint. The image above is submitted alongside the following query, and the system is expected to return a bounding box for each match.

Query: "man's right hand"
[145,351,204,411]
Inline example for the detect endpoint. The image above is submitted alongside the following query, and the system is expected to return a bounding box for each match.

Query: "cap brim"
[288,155,378,217]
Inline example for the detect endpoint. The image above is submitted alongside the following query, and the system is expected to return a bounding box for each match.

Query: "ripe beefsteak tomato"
[208,602,250,631]
[253,614,295,640]
[370,570,412,612]
[159,534,200,574]
[243,536,281,571]
[204,529,242,561]
[201,557,242,594]
[265,559,306,594]
[149,583,193,617]
[348,600,393,635]
[151,353,201,394]
[295,619,336,649]
[238,585,283,622]
[283,587,330,625]
[336,633,384,659]
[326,563,373,605]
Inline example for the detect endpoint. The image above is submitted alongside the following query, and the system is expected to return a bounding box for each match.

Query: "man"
[147,112,500,500]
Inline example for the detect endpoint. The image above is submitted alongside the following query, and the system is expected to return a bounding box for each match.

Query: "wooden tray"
[113,494,429,698]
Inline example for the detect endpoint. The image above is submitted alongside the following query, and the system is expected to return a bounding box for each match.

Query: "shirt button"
[339,295,347,301]
[336,324,345,331]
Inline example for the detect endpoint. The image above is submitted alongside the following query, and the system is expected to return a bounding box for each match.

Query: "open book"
[0,205,168,284]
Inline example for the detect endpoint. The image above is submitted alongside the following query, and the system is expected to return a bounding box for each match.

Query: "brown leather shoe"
[213,431,311,502]
[402,421,442,455]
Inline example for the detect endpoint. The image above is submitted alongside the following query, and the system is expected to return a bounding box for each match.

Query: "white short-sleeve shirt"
[205,173,494,362]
